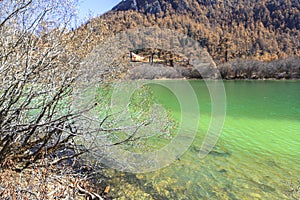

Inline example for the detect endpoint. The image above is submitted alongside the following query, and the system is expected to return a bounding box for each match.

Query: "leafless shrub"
[218,57,300,79]
[0,0,175,176]
[0,0,86,170]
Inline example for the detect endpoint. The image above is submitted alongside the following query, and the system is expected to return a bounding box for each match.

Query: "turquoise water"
[103,80,300,199]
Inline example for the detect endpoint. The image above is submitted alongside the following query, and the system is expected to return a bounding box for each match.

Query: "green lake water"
[103,80,300,199]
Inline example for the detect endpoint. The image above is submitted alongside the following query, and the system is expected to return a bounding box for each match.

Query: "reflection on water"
[101,80,300,199]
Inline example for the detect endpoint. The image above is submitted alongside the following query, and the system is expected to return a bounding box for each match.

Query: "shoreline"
[123,77,300,81]
[124,57,300,80]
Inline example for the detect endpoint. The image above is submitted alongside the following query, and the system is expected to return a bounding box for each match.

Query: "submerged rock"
[190,146,231,157]
[218,169,227,173]
[208,150,231,157]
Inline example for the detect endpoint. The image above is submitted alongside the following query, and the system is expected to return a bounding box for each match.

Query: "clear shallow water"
[103,80,300,199]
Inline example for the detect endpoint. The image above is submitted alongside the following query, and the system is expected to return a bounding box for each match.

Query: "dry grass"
[0,162,106,200]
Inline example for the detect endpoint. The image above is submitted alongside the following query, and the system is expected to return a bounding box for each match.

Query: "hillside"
[73,0,300,79]
[85,0,300,64]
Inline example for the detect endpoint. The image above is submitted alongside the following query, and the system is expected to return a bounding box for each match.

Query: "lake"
[100,80,300,199]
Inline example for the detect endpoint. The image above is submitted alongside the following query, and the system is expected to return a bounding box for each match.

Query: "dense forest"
[80,0,300,65]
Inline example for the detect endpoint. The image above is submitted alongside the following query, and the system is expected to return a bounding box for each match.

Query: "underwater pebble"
[250,193,262,198]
